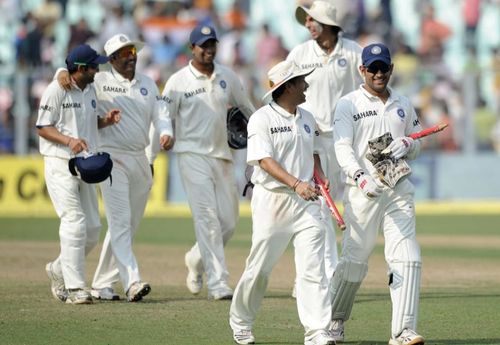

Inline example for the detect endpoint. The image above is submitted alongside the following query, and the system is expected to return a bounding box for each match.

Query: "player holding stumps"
[230,60,335,345]
[331,43,425,345]
[287,2,363,298]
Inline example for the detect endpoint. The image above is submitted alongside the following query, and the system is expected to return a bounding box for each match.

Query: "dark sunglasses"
[365,63,391,74]
[113,46,137,59]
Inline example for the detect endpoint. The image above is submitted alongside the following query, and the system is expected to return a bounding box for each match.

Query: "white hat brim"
[295,5,341,28]
[261,67,315,102]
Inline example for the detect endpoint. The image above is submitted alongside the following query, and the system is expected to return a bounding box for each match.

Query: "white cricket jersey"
[287,37,363,133]
[37,80,99,159]
[94,68,173,154]
[333,85,422,184]
[247,102,320,191]
[162,61,255,161]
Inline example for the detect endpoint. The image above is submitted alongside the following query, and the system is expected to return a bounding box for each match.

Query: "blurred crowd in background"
[0,0,499,155]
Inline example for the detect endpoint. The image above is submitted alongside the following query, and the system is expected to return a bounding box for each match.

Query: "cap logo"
[119,35,127,42]
[201,26,211,35]
[371,46,382,55]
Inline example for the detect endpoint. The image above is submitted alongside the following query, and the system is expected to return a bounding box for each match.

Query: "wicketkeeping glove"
[384,137,414,160]
[354,170,382,199]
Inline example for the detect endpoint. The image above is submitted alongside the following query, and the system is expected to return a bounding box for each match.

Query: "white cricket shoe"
[291,284,297,299]
[388,328,425,345]
[233,330,255,344]
[304,330,336,345]
[126,281,151,302]
[45,262,68,302]
[329,319,344,343]
[66,289,93,304]
[185,252,203,295]
[208,285,233,300]
[91,287,120,301]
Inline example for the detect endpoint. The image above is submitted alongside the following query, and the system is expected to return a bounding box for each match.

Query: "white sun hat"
[104,34,145,57]
[262,60,314,101]
[295,0,341,28]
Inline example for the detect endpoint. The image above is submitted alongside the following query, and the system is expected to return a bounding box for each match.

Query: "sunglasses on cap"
[113,46,137,59]
[364,62,391,74]
[73,62,99,69]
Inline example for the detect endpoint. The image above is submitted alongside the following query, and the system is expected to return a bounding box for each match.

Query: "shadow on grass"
[341,341,500,345]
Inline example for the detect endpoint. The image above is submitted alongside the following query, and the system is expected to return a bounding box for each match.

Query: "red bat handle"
[409,123,448,140]
[313,170,346,231]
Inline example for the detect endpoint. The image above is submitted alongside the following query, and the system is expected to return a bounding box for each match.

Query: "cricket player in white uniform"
[332,43,425,345]
[57,34,174,302]
[287,0,363,295]
[39,44,120,304]
[162,25,255,300]
[230,60,335,345]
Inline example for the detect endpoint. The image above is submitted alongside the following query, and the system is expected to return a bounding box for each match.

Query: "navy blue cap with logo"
[65,44,109,70]
[68,152,113,184]
[189,25,218,46]
[362,43,392,67]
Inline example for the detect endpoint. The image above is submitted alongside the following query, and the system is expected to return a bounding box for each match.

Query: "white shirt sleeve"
[228,71,255,119]
[145,124,159,164]
[246,113,273,166]
[333,98,363,178]
[151,82,173,138]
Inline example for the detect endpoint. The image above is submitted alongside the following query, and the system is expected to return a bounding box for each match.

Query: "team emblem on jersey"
[220,80,227,89]
[338,58,347,67]
[397,108,405,119]
[91,99,96,109]
[140,87,148,96]
[304,124,311,134]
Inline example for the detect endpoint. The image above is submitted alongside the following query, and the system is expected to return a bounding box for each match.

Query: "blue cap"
[66,44,109,69]
[362,43,391,66]
[68,152,113,184]
[189,25,218,46]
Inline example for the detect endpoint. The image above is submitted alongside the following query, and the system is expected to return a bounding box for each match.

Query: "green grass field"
[1,214,499,345]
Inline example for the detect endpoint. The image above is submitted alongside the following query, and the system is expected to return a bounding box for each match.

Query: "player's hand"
[384,137,414,160]
[295,181,320,201]
[160,135,174,150]
[68,137,88,154]
[354,170,382,199]
[105,109,121,125]
[57,70,72,91]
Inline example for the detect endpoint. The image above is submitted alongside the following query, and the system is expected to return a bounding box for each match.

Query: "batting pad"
[389,261,421,337]
[331,260,368,320]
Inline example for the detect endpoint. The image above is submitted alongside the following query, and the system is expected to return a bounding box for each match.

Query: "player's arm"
[228,71,255,118]
[53,68,72,91]
[259,157,319,201]
[37,126,87,154]
[152,83,174,151]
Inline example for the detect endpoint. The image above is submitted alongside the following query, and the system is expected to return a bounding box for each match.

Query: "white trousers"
[92,152,152,293]
[341,179,421,336]
[315,133,340,281]
[44,156,101,289]
[178,152,238,292]
[230,185,331,335]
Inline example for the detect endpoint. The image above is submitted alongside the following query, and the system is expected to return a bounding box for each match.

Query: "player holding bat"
[330,43,425,345]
